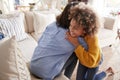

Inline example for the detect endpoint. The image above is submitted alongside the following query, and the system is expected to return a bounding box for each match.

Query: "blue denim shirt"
[30,22,88,80]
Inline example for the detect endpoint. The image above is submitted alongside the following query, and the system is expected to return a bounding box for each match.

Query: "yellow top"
[75,35,101,68]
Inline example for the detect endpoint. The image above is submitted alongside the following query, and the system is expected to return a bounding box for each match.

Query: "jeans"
[62,52,78,79]
[76,63,99,80]
[95,71,106,80]
[62,53,106,80]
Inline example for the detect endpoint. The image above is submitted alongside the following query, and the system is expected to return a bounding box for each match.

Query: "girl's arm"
[66,32,101,68]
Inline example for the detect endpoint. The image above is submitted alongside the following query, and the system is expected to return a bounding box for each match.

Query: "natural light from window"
[104,0,120,17]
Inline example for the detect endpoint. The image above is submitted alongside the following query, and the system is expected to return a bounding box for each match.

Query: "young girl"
[66,2,102,80]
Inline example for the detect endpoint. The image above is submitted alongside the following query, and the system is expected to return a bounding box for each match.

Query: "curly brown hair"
[70,2,101,35]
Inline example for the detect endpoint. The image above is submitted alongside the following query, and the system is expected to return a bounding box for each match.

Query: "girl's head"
[56,1,79,29]
[69,2,101,37]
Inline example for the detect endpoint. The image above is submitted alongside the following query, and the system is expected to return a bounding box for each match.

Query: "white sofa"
[0,11,117,80]
[0,11,69,80]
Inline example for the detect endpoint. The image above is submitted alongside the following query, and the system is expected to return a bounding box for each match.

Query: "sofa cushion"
[33,12,56,34]
[30,73,69,80]
[30,32,42,41]
[24,11,34,33]
[18,34,37,62]
[54,73,69,80]
[0,12,28,41]
[0,36,31,80]
[30,72,69,80]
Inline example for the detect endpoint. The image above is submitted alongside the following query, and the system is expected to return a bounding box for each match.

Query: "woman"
[30,2,88,80]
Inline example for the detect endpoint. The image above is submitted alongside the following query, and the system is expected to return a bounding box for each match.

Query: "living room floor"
[71,39,120,80]
[106,39,120,80]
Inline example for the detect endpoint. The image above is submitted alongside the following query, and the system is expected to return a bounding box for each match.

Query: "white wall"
[89,0,105,16]
[0,0,15,14]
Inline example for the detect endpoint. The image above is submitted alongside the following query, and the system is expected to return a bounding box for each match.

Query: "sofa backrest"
[23,10,60,34]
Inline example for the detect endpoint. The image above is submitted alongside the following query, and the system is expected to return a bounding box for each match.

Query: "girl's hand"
[65,31,80,48]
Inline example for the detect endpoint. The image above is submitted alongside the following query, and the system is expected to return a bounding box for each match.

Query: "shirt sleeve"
[75,35,101,68]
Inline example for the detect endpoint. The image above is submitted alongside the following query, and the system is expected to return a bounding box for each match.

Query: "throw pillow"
[0,36,31,80]
[0,12,28,41]
[33,12,56,34]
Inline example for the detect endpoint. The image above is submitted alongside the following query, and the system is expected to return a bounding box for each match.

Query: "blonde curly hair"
[70,2,101,35]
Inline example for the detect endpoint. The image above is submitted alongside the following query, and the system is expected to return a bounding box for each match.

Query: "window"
[105,0,120,7]
[104,0,120,17]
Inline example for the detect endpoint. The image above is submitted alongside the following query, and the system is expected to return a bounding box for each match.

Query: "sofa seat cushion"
[30,72,69,80]
[30,71,69,80]
[30,32,42,41]
[18,34,37,62]
[26,60,69,80]
[98,28,117,47]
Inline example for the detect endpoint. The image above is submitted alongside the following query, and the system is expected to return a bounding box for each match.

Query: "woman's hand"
[65,31,80,48]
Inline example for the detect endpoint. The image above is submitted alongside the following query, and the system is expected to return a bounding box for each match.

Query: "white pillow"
[33,12,56,34]
[0,12,28,41]
[0,36,31,80]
